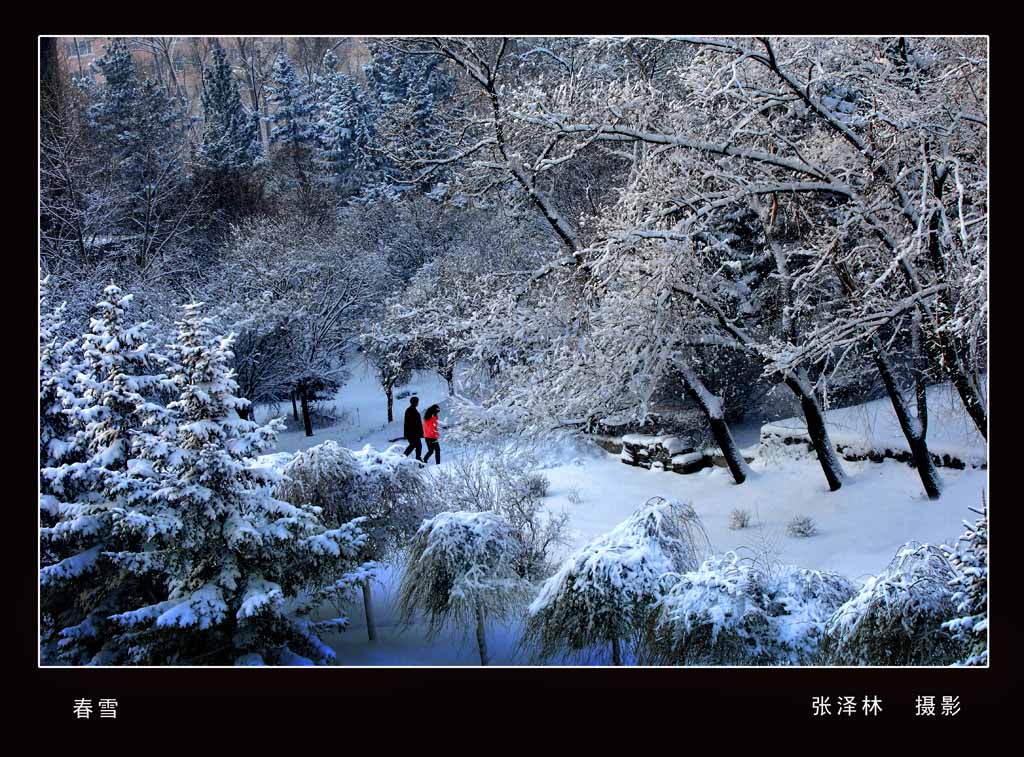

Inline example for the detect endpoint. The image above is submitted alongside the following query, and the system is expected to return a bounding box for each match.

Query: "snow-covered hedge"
[523,497,709,665]
[276,440,432,561]
[819,542,961,665]
[641,552,854,665]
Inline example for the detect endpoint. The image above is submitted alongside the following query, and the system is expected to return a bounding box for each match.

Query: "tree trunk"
[611,636,622,666]
[677,360,748,484]
[912,314,929,439]
[783,372,845,491]
[237,404,251,421]
[921,163,987,441]
[386,386,394,424]
[942,337,988,441]
[361,577,376,642]
[300,388,313,437]
[291,392,299,420]
[475,604,489,666]
[874,344,942,500]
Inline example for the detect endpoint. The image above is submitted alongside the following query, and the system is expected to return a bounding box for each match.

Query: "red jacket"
[423,416,439,439]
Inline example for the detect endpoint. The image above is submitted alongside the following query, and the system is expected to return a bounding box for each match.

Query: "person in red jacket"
[422,404,441,464]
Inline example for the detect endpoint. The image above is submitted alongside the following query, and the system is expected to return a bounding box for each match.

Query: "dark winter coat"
[404,405,423,440]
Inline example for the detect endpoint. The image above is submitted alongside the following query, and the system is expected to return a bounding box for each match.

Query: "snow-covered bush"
[942,499,988,666]
[819,542,960,665]
[641,551,854,665]
[728,508,751,530]
[786,515,817,538]
[523,497,709,665]
[275,440,435,639]
[428,452,567,582]
[398,510,529,665]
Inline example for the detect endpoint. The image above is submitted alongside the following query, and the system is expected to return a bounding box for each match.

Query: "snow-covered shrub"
[398,510,529,665]
[641,551,855,665]
[276,441,432,558]
[275,440,435,640]
[523,497,709,665]
[728,508,752,530]
[429,452,567,582]
[566,486,584,506]
[786,515,817,538]
[819,542,960,665]
[942,499,988,666]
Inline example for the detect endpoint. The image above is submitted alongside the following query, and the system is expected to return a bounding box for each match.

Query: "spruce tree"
[267,52,315,151]
[363,41,454,189]
[196,41,262,174]
[313,50,377,195]
[88,39,190,266]
[943,499,989,666]
[104,303,372,665]
[40,284,171,664]
[39,277,81,486]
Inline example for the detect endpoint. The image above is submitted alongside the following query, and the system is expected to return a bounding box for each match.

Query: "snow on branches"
[524,496,709,665]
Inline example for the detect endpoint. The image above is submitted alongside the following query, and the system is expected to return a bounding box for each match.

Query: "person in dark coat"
[422,404,441,464]
[403,396,423,461]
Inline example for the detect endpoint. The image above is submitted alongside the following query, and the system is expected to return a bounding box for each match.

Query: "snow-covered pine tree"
[39,275,85,571]
[523,497,709,665]
[40,284,171,664]
[105,302,373,665]
[39,276,81,488]
[196,41,262,174]
[942,498,988,665]
[398,510,529,665]
[313,50,377,196]
[363,40,455,190]
[88,39,191,268]
[267,52,316,152]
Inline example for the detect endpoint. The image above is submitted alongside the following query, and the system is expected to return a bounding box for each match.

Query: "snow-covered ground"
[262,359,988,665]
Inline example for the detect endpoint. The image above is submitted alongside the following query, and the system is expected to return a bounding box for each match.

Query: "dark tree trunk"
[300,388,313,437]
[386,385,394,424]
[237,404,251,421]
[611,637,622,666]
[912,314,929,439]
[362,577,376,642]
[783,372,845,492]
[475,604,489,666]
[942,337,988,441]
[291,392,299,420]
[874,344,942,500]
[677,361,748,485]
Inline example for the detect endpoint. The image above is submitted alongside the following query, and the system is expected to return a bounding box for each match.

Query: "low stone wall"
[759,424,987,471]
